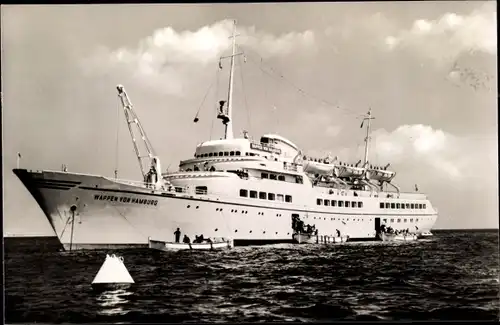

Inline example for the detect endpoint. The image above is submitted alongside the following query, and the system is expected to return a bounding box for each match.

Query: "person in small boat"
[183,235,191,243]
[306,224,312,234]
[174,228,181,243]
[336,229,341,237]
[193,234,205,243]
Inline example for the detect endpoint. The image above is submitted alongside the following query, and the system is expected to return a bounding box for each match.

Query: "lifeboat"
[366,168,396,182]
[336,165,366,179]
[302,160,335,175]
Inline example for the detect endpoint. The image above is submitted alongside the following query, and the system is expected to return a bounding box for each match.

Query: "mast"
[225,19,237,140]
[218,20,244,139]
[362,108,375,166]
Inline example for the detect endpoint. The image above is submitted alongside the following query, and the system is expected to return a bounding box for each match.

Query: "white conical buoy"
[91,254,134,291]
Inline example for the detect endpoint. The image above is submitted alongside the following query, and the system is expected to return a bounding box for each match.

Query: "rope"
[242,48,362,118]
[194,78,215,123]
[114,99,121,178]
[210,65,220,140]
[238,54,252,134]
[111,204,148,239]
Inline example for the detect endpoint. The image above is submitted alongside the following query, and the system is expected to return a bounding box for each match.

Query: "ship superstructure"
[13,20,438,250]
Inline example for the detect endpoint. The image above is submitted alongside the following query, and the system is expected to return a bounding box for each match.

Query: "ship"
[13,20,438,250]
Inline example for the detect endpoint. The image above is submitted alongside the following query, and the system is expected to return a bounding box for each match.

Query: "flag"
[360,120,364,128]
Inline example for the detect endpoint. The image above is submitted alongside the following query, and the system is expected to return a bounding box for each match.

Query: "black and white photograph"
[3,1,498,322]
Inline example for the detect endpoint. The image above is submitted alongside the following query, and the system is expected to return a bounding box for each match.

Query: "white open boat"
[418,231,433,239]
[379,232,418,242]
[292,233,348,244]
[148,237,233,251]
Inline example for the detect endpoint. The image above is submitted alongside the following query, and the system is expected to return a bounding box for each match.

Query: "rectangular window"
[391,203,395,209]
[397,219,401,223]
[261,173,268,179]
[270,174,277,180]
[358,202,363,208]
[351,201,356,208]
[404,219,407,222]
[339,201,344,207]
[401,204,405,210]
[278,175,285,181]
[385,202,390,209]
[416,218,419,222]
[411,203,415,209]
[396,203,400,209]
[259,192,267,199]
[285,195,292,203]
[383,219,387,223]
[423,204,427,209]
[317,198,323,205]
[175,187,183,193]
[250,190,257,198]
[195,186,207,194]
[406,203,410,209]
[410,219,414,222]
[332,200,337,207]
[268,193,275,200]
[346,201,350,208]
[391,219,394,222]
[324,200,330,206]
[239,189,248,197]
[419,204,423,209]
[380,202,385,209]
[277,194,284,202]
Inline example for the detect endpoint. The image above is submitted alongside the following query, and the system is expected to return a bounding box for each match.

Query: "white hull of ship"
[293,233,348,244]
[14,169,438,250]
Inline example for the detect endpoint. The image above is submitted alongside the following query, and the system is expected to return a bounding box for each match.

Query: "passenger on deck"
[183,235,191,244]
[336,229,341,237]
[174,228,181,243]
[209,166,216,172]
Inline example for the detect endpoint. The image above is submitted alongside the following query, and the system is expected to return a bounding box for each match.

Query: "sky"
[2,2,497,236]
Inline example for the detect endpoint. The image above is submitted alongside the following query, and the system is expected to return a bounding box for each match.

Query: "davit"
[91,254,135,292]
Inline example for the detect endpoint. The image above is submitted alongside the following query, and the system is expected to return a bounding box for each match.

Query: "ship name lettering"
[94,194,158,206]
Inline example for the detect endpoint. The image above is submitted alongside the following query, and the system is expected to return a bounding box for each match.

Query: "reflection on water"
[96,289,133,316]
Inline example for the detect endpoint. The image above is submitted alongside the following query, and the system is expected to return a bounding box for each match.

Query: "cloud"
[384,2,496,63]
[82,20,315,96]
[329,124,496,185]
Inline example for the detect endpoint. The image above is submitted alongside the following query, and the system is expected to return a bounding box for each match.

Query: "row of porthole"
[186,205,199,209]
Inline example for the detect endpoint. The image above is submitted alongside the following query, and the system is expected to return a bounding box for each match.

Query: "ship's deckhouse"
[195,138,250,158]
[259,134,299,158]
